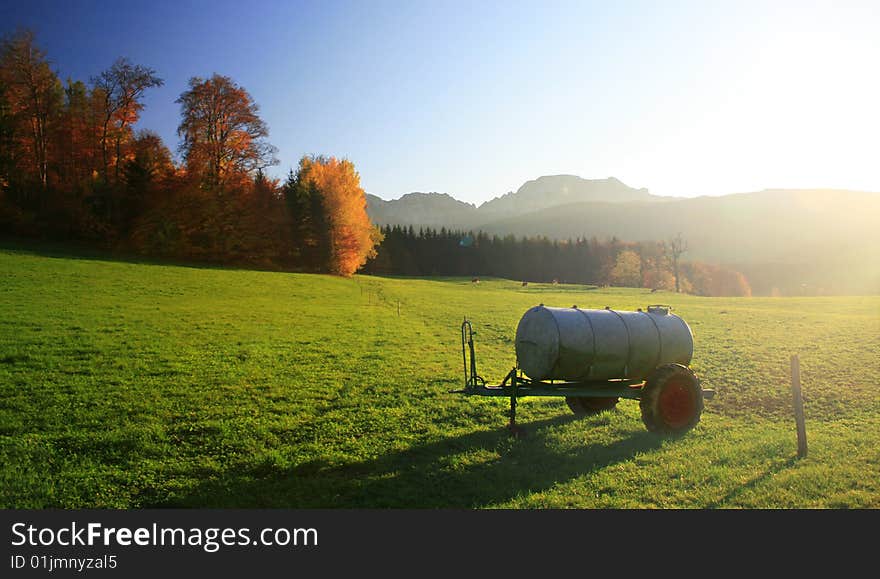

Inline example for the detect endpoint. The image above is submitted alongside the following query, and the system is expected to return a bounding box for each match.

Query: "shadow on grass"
[0,236,297,274]
[153,415,666,508]
[706,456,800,509]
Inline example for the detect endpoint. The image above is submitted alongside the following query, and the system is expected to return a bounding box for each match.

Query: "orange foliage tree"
[91,58,163,184]
[176,74,277,190]
[0,30,62,193]
[681,261,752,297]
[294,156,383,276]
[610,249,641,287]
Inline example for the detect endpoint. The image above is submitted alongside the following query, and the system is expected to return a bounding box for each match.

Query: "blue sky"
[2,0,878,203]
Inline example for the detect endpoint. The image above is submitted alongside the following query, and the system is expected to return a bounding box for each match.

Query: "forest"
[0,30,380,276]
[363,226,751,296]
[0,30,749,295]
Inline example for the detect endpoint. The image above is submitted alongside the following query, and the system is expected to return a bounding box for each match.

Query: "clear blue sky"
[2,0,878,203]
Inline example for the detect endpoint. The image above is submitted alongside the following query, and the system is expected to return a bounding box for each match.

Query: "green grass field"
[1,244,879,508]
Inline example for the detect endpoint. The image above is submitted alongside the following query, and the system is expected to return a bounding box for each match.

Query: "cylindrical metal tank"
[514,305,693,381]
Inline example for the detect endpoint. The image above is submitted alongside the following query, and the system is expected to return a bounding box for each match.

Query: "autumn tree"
[0,72,14,190]
[610,249,642,287]
[666,233,688,293]
[292,156,382,276]
[681,261,751,297]
[124,130,174,185]
[117,130,175,235]
[55,79,98,188]
[176,74,277,190]
[91,58,163,183]
[0,29,62,193]
[642,268,675,291]
[220,170,287,267]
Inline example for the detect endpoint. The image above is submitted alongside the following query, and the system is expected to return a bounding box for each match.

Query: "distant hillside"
[366,175,659,227]
[478,175,668,221]
[366,192,479,228]
[479,188,877,256]
[366,176,880,295]
[478,189,880,295]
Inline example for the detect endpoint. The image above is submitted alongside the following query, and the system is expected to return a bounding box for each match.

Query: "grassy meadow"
[1,244,879,508]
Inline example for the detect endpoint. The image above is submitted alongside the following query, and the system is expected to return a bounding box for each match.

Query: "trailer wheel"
[640,364,702,435]
[566,396,619,416]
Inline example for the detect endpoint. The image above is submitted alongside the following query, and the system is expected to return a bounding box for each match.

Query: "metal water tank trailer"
[456,304,711,437]
[515,305,694,381]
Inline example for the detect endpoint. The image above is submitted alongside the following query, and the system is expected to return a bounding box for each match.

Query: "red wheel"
[566,396,619,416]
[657,378,697,429]
[640,364,702,435]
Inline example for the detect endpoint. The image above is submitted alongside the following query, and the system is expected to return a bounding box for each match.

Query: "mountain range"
[366,175,670,228]
[365,175,880,295]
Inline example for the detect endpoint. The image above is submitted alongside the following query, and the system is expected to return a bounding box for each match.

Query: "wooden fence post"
[791,355,808,458]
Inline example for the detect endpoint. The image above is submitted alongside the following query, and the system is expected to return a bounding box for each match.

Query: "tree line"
[362,226,751,296]
[0,29,750,295]
[0,30,380,276]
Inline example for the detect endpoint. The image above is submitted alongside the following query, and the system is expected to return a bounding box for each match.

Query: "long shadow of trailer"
[154,415,666,508]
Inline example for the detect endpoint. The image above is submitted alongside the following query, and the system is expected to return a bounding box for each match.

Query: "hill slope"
[367,176,880,294]
[477,175,667,221]
[366,192,479,228]
[477,189,880,294]
[1,246,878,508]
[366,175,660,227]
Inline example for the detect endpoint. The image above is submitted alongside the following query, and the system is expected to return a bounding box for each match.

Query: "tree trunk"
[673,256,680,293]
[100,115,110,182]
